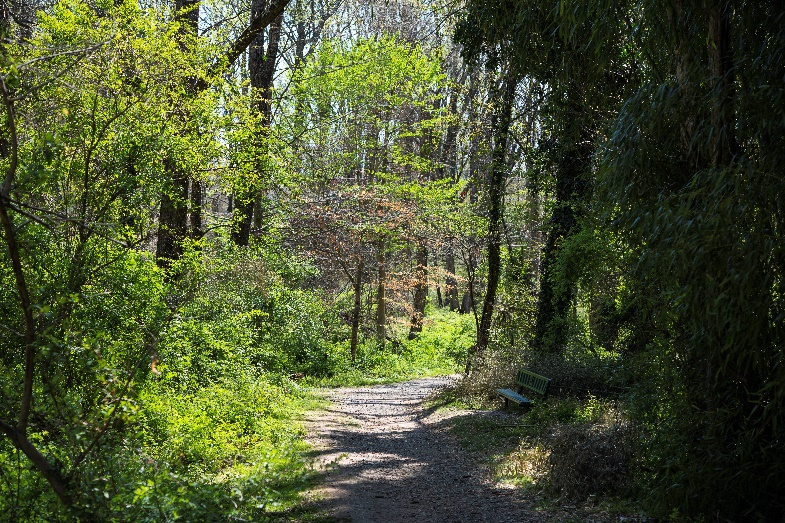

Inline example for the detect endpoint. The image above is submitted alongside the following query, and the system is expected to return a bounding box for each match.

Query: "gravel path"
[304,376,543,523]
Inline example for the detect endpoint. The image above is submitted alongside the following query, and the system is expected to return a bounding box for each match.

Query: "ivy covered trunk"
[533,84,592,353]
[233,0,283,246]
[469,70,517,371]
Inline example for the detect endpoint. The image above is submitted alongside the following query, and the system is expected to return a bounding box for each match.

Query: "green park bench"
[497,369,551,409]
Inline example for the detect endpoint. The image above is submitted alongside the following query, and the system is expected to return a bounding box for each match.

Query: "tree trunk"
[408,244,428,339]
[445,242,459,310]
[350,259,364,362]
[533,84,593,352]
[189,178,202,239]
[156,0,198,266]
[294,0,306,67]
[437,67,464,181]
[467,72,517,372]
[375,245,387,343]
[461,291,473,315]
[234,2,283,244]
[708,0,737,166]
[232,199,253,246]
[156,167,189,268]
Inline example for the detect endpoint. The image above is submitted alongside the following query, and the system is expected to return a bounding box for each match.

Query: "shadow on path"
[303,377,543,523]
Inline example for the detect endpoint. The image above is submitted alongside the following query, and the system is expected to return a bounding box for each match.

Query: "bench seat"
[496,388,531,407]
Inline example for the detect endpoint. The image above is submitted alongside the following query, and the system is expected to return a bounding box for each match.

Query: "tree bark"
[467,71,517,372]
[350,259,364,362]
[408,244,428,339]
[375,246,387,343]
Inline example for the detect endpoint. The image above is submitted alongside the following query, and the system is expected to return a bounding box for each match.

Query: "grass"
[308,307,472,387]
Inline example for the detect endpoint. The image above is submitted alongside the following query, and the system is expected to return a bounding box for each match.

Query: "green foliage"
[313,307,470,386]
[0,240,329,521]
[10,0,783,520]
[459,0,785,519]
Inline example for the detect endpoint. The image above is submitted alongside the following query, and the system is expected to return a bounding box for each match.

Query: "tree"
[466,64,517,370]
[232,0,285,246]
[156,0,200,267]
[283,35,449,352]
[593,1,785,517]
[155,0,291,265]
[0,2,184,514]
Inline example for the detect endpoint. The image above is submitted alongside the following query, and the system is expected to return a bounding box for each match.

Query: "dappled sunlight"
[304,377,538,523]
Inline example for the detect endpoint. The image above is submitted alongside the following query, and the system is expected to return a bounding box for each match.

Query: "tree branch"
[0,76,35,433]
[204,0,291,85]
[0,419,72,506]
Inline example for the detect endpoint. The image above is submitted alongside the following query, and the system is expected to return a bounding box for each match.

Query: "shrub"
[544,420,634,500]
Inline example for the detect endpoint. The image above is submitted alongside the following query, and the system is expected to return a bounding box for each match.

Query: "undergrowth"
[430,344,645,522]
[308,306,471,387]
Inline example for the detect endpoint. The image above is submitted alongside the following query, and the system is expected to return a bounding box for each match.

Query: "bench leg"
[504,397,509,409]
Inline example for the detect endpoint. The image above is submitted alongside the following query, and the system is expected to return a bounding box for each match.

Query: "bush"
[544,420,634,500]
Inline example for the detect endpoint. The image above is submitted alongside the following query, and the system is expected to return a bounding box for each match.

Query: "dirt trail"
[304,376,543,523]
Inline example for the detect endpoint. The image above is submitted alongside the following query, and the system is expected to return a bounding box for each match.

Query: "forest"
[0,0,783,521]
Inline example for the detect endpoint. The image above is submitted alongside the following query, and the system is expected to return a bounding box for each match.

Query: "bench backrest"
[515,369,550,396]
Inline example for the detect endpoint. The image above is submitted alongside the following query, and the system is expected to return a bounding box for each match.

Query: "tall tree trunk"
[232,199,253,246]
[444,242,459,310]
[350,259,364,362]
[437,66,465,181]
[156,0,198,267]
[294,0,306,67]
[157,163,189,268]
[533,83,593,352]
[375,245,387,343]
[408,244,428,339]
[440,70,462,312]
[462,68,483,320]
[189,178,202,239]
[234,1,283,245]
[467,71,517,372]
[708,0,737,166]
